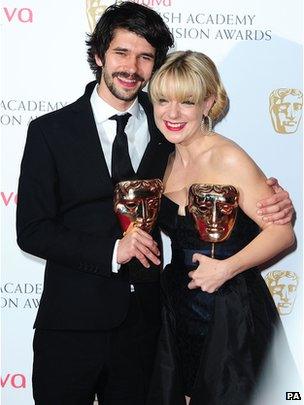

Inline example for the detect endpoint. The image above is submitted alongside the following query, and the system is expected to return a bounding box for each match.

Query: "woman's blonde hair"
[149,50,228,121]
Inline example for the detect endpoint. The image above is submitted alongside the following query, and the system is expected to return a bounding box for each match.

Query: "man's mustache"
[112,71,144,82]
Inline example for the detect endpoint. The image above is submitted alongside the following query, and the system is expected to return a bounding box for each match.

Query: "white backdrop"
[1,0,303,403]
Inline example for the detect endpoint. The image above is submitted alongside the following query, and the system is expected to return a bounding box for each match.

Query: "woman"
[147,51,296,405]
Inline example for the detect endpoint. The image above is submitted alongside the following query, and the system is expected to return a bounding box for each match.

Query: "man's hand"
[117,226,160,268]
[257,177,294,225]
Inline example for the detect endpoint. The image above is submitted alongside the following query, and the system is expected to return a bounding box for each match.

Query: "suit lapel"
[71,82,113,191]
[69,85,171,188]
[137,92,172,179]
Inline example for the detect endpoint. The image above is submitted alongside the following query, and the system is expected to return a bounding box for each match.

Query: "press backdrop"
[1,0,303,403]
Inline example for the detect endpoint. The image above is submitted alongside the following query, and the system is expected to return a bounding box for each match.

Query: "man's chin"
[113,86,142,101]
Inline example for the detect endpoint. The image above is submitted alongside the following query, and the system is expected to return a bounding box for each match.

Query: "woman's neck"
[174,132,214,167]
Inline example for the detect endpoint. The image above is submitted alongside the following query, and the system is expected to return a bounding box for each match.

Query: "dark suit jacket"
[17,81,173,330]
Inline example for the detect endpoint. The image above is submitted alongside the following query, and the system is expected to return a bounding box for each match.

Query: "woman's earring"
[201,115,213,133]
[206,115,213,132]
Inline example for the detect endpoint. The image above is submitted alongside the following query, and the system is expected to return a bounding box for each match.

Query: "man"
[16,2,293,404]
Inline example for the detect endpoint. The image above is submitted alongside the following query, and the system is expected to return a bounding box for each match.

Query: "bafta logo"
[269,88,303,134]
[86,0,114,32]
[265,270,299,315]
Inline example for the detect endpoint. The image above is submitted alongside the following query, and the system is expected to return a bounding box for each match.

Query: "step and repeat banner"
[1,0,303,403]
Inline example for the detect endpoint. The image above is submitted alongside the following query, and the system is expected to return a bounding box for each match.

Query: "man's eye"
[141,55,153,61]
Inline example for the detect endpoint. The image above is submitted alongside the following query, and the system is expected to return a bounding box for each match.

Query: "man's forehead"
[109,28,156,54]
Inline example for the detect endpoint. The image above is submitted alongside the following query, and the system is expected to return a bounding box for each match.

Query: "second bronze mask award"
[188,184,239,258]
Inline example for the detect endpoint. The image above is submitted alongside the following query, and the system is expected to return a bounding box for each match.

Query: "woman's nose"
[167,102,180,119]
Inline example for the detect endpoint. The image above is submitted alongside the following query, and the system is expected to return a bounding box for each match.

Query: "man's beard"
[103,69,146,101]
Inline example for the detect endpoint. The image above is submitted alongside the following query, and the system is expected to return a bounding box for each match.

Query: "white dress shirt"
[90,84,150,276]
[90,84,150,174]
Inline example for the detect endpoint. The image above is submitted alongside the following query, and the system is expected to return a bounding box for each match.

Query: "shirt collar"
[90,83,141,123]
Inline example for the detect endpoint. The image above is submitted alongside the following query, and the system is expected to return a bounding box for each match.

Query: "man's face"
[114,179,163,233]
[270,275,298,315]
[189,184,238,242]
[270,93,303,134]
[96,28,155,109]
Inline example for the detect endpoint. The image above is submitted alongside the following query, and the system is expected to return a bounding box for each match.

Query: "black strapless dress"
[147,195,287,405]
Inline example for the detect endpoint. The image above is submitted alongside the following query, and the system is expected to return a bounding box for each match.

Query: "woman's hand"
[187,253,230,293]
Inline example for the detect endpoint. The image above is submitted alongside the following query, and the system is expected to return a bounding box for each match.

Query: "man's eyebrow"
[111,46,128,52]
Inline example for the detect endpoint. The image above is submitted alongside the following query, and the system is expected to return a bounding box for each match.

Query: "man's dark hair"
[86,1,174,82]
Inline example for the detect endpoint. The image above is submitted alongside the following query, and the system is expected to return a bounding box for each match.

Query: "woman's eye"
[182,100,195,105]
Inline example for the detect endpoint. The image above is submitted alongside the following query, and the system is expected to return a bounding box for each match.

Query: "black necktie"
[109,113,135,185]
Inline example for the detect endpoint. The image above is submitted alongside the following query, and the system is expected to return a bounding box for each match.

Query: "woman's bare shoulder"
[212,134,257,168]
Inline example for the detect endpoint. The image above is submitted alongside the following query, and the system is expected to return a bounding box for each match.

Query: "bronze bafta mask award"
[113,179,163,234]
[188,184,238,258]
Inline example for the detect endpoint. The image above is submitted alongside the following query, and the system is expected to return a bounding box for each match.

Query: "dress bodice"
[159,195,260,260]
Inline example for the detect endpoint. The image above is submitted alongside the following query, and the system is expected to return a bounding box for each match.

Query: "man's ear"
[95,54,103,67]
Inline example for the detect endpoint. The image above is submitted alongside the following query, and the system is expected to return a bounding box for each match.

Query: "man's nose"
[124,55,138,74]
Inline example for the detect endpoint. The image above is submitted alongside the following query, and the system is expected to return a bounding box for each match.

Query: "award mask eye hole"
[147,197,158,206]
[218,204,234,215]
[198,205,210,212]
[197,200,213,210]
[278,104,287,112]
[294,103,302,111]
[124,201,138,210]
[273,286,283,294]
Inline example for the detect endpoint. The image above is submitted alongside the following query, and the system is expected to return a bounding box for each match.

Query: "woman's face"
[153,95,209,146]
